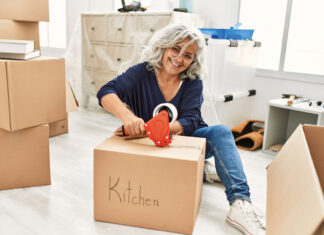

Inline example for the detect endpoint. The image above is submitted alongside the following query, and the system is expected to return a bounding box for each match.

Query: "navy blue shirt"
[97,62,208,136]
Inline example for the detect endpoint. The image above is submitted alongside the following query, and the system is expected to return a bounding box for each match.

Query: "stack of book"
[0,39,40,60]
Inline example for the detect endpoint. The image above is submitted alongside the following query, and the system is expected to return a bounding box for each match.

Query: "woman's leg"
[193,125,251,204]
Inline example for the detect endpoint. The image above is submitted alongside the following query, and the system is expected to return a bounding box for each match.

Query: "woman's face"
[161,38,197,77]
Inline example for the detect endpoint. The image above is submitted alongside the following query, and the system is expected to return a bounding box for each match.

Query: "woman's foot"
[226,199,265,235]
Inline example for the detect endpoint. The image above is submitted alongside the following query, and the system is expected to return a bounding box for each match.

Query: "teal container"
[179,0,193,13]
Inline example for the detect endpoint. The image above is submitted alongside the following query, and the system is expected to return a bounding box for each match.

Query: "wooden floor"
[0,107,273,235]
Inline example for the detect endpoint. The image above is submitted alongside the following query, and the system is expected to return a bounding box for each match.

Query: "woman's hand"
[114,126,146,139]
[114,114,146,139]
[123,115,146,136]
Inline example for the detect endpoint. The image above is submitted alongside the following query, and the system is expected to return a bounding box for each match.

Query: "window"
[39,0,67,48]
[240,0,324,78]
[284,0,324,75]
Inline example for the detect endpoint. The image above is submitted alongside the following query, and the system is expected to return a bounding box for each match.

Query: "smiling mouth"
[169,58,182,67]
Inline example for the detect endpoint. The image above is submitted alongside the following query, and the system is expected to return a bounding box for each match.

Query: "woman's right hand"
[121,115,146,137]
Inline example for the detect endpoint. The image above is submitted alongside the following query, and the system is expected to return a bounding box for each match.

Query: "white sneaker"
[226,199,265,235]
[204,160,221,183]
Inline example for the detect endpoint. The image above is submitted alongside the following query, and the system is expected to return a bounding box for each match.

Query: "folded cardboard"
[0,56,66,131]
[0,125,50,190]
[49,113,68,137]
[66,80,79,112]
[267,125,324,235]
[94,135,206,234]
[0,19,40,50]
[0,0,49,22]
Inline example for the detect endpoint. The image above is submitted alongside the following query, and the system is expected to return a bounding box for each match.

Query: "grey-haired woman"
[97,23,265,235]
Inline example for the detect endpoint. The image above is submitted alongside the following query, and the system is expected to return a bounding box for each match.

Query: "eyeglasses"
[170,46,194,64]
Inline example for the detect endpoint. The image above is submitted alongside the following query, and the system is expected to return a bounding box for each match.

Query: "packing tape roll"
[153,103,178,124]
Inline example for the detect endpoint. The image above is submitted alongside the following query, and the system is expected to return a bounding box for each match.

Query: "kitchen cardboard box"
[0,0,49,22]
[49,113,68,137]
[267,125,324,235]
[0,56,66,132]
[0,19,40,50]
[0,125,50,190]
[94,135,206,234]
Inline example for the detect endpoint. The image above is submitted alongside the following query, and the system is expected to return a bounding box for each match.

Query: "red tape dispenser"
[122,103,178,147]
[144,110,172,147]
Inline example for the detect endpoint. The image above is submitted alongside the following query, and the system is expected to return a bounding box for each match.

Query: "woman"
[97,23,265,235]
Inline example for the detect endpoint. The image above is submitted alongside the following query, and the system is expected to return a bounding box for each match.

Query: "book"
[0,39,34,54]
[0,50,40,60]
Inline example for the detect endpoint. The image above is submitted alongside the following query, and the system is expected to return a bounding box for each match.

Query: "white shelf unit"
[262,99,324,154]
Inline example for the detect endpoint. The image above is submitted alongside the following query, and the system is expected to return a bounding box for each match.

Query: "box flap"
[95,135,206,161]
[66,80,78,112]
[0,61,10,130]
[0,0,49,22]
[267,125,324,235]
[0,20,40,50]
[6,57,66,131]
[303,125,324,193]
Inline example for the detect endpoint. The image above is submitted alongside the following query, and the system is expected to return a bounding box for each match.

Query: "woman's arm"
[170,120,183,135]
[97,64,147,138]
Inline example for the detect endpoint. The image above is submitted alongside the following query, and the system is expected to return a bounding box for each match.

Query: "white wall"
[67,0,113,44]
[193,0,240,27]
[250,75,324,121]
[193,0,324,122]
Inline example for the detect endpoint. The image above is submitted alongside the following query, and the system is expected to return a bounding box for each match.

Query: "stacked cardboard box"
[0,0,78,190]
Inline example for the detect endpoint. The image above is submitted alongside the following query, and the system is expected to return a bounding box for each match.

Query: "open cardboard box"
[267,124,324,235]
[94,135,206,234]
[0,125,50,190]
[0,0,49,22]
[0,57,66,131]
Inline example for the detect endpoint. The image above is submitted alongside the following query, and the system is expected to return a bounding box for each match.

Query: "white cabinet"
[81,12,206,107]
[262,99,324,154]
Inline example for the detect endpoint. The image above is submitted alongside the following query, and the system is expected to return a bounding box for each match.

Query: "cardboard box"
[0,0,49,22]
[94,135,206,234]
[0,125,50,190]
[267,125,324,235]
[48,81,78,137]
[49,113,68,137]
[0,57,66,132]
[0,19,40,50]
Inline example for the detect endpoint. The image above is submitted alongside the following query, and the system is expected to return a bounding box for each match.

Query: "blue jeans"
[192,125,251,205]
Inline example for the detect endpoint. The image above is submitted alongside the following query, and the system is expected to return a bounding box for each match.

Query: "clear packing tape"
[201,39,261,127]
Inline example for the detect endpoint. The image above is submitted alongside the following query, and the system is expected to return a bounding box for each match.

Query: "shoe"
[204,160,221,183]
[231,120,264,140]
[226,199,265,235]
[235,128,264,151]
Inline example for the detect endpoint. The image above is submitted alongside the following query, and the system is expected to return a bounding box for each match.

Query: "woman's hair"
[141,23,207,80]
